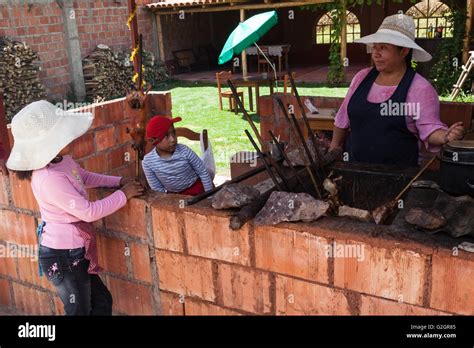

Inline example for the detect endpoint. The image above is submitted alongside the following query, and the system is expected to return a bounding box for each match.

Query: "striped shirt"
[142,144,213,193]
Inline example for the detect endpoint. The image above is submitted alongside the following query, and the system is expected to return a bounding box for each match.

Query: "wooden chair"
[216,71,244,114]
[257,46,275,74]
[175,127,208,151]
[283,72,296,95]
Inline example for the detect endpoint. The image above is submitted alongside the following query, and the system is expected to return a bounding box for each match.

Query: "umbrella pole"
[254,43,278,92]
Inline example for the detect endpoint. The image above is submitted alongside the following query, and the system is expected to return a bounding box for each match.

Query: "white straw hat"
[355,14,432,62]
[6,100,93,171]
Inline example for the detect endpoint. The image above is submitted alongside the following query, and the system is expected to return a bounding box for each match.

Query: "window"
[406,0,453,38]
[315,10,361,44]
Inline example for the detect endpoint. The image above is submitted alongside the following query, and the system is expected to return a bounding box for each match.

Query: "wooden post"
[462,0,472,64]
[127,0,140,83]
[340,0,347,66]
[240,9,248,77]
[156,14,166,63]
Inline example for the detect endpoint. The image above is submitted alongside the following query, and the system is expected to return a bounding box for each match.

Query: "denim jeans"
[39,245,113,315]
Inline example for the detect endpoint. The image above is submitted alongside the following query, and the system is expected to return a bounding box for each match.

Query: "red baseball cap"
[146,115,182,144]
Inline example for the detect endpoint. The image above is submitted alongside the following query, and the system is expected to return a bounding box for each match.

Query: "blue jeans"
[39,245,113,315]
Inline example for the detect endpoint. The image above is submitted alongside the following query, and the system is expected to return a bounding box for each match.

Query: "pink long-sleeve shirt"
[31,155,127,249]
[334,68,448,160]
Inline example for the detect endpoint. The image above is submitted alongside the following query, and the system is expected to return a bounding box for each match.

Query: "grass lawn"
[154,80,473,175]
[153,80,349,175]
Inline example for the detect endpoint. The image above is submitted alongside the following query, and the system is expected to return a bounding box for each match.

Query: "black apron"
[346,67,419,166]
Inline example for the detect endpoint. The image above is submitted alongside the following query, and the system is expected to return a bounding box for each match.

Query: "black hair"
[13,170,33,181]
[398,46,414,69]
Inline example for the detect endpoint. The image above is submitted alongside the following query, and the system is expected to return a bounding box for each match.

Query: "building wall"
[160,12,213,62]
[0,0,155,101]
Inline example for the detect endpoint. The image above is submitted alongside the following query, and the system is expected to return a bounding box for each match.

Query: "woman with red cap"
[142,115,213,196]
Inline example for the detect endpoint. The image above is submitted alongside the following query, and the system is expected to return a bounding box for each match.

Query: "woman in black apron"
[330,14,465,166]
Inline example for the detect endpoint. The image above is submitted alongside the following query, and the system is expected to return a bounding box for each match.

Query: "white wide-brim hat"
[7,100,93,171]
[355,14,432,62]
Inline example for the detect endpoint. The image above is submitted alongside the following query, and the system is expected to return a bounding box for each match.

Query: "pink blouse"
[334,68,448,157]
[31,155,127,249]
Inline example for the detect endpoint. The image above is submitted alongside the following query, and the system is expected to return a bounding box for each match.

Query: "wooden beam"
[149,0,333,15]
[156,14,166,63]
[340,0,347,65]
[150,10,161,61]
[463,0,472,64]
[240,8,248,77]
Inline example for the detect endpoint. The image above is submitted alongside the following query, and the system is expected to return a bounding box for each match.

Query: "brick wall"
[0,0,155,100]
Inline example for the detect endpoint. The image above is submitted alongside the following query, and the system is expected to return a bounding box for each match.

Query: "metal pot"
[438,140,474,197]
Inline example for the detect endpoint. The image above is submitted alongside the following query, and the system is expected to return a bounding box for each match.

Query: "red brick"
[160,291,184,315]
[9,174,40,211]
[107,276,154,315]
[360,295,451,315]
[184,212,251,266]
[0,211,37,246]
[105,198,147,239]
[130,242,152,283]
[334,240,427,306]
[81,152,109,174]
[95,126,117,152]
[108,144,134,170]
[109,163,135,179]
[185,298,241,315]
[0,174,9,205]
[96,234,127,276]
[255,225,330,284]
[103,100,127,124]
[17,256,54,291]
[91,104,105,129]
[0,278,12,307]
[149,92,172,116]
[156,251,215,302]
[275,275,351,315]
[430,252,474,315]
[71,131,95,159]
[117,122,133,144]
[0,251,17,279]
[152,206,184,252]
[217,264,272,314]
[12,282,52,315]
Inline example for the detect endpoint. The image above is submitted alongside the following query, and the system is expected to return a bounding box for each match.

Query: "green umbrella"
[218,10,278,65]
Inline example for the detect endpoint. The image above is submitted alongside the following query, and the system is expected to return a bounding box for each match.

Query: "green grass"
[153,80,473,175]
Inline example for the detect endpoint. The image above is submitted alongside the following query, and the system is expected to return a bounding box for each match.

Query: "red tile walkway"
[172,64,369,84]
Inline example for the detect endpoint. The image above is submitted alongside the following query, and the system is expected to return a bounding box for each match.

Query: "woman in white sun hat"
[6,100,145,315]
[329,14,465,166]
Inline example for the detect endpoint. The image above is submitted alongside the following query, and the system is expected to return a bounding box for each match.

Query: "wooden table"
[306,108,337,131]
[231,76,275,115]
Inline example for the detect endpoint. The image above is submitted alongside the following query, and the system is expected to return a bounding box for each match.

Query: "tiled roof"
[146,0,250,9]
